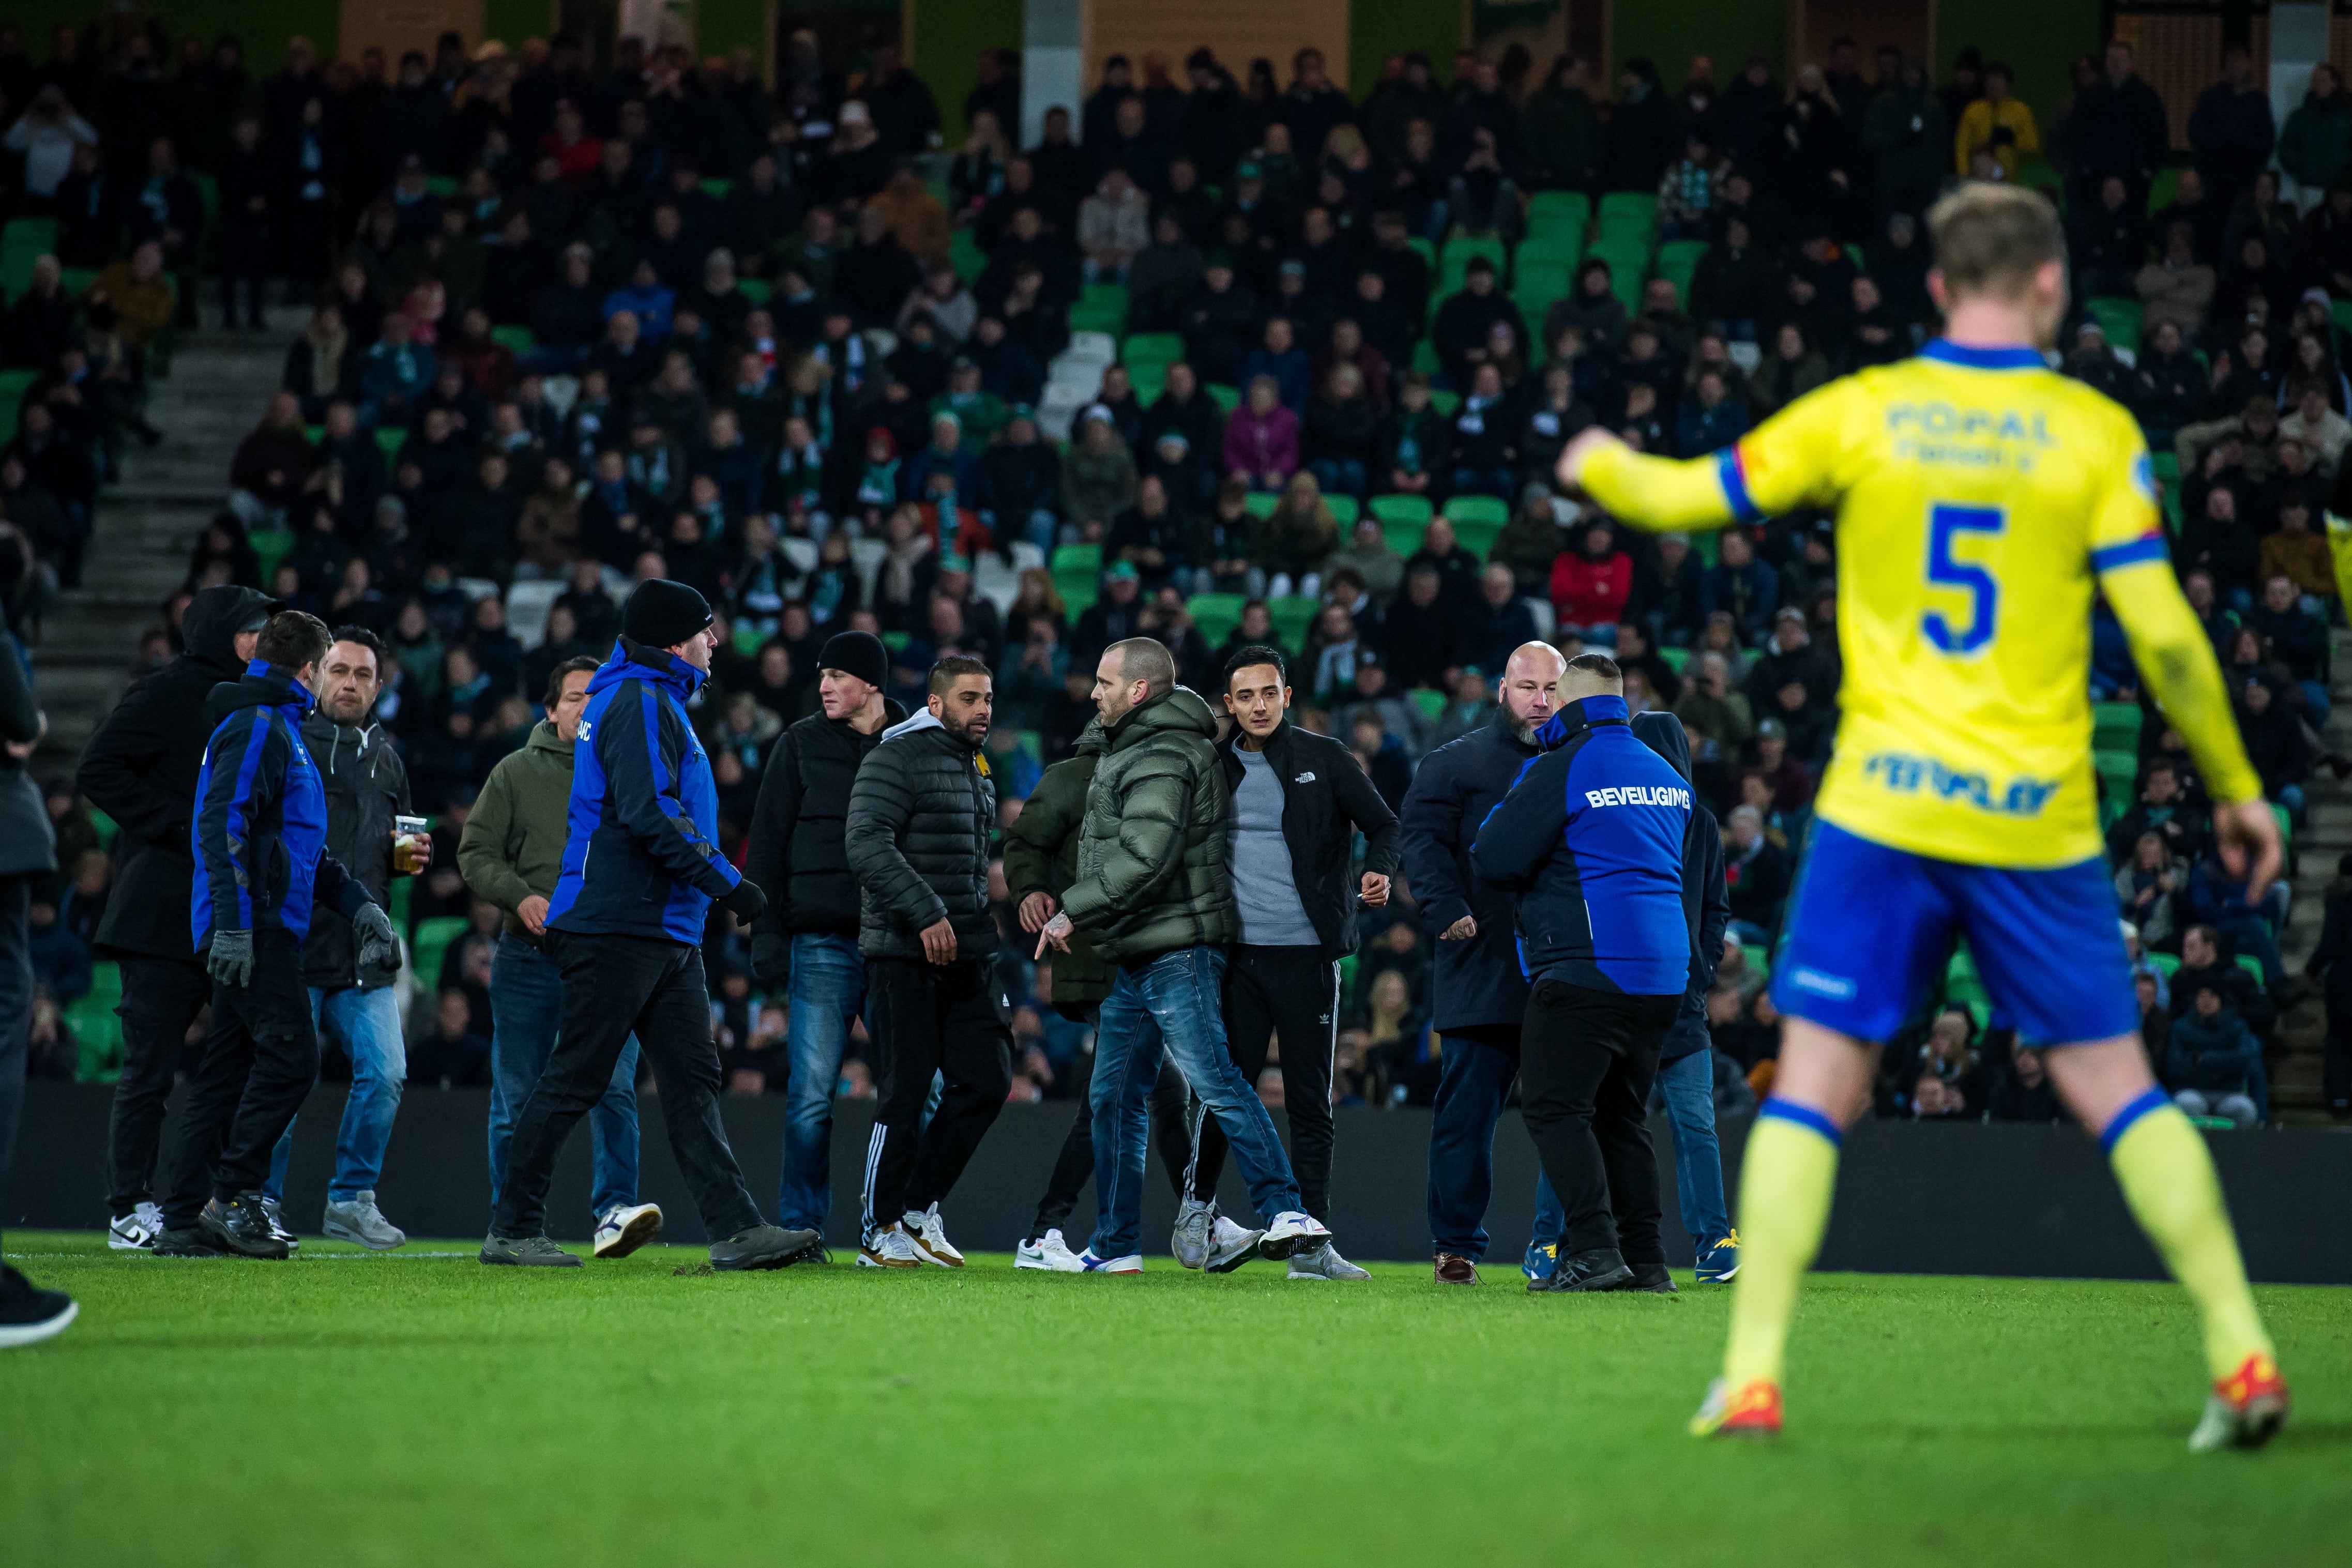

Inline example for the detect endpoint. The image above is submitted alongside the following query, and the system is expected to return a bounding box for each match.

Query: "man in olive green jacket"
[1036,638,1331,1270]
[457,657,653,1257]
[1003,719,1190,1267]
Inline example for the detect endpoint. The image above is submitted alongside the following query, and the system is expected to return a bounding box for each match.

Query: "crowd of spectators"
[3,18,2340,1120]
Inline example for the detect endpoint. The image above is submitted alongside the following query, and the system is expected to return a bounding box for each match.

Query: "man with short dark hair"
[743,630,906,1238]
[1473,652,1692,1293]
[460,654,656,1260]
[156,612,403,1258]
[257,627,426,1249]
[77,584,280,1252]
[486,580,818,1272]
[845,656,1014,1267]
[1037,638,1332,1270]
[1188,644,1401,1280]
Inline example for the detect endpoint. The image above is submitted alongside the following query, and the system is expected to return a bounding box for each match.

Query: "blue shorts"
[1768,820,2137,1046]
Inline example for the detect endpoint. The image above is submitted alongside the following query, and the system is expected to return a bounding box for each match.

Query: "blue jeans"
[1450,466,1514,498]
[1088,946,1302,1258]
[1654,1048,1729,1248]
[263,985,405,1204]
[1308,458,1368,498]
[1427,1032,1564,1260]
[780,933,868,1231]
[487,934,642,1222]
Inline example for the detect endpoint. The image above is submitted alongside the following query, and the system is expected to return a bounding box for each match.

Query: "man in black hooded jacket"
[1631,710,1737,1286]
[76,583,281,1251]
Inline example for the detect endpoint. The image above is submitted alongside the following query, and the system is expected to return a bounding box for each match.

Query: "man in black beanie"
[483,580,823,1270]
[741,629,904,1240]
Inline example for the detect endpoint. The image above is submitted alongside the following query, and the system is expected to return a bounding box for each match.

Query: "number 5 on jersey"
[1923,504,2005,656]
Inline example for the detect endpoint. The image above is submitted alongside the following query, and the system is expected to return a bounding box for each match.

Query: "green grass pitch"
[3,1232,2347,1565]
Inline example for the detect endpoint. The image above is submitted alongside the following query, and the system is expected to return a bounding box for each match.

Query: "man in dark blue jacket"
[156,612,400,1260]
[1473,653,1690,1293]
[1631,710,1737,1284]
[1400,641,1567,1285]
[486,580,820,1272]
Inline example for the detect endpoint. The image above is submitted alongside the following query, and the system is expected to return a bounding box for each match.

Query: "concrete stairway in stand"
[31,307,300,768]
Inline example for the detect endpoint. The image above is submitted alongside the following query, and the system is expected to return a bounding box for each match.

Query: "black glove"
[351,903,399,978]
[722,877,768,926]
[207,928,255,989]
[751,930,790,990]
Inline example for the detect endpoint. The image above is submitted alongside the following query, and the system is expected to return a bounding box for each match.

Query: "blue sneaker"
[1521,1241,1558,1283]
[1695,1230,1740,1283]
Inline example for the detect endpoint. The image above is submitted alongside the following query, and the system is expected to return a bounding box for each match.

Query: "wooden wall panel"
[337,0,488,65]
[1081,0,1350,98]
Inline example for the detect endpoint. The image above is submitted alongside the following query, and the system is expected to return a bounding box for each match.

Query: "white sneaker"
[1077,1247,1142,1273]
[857,1224,922,1268]
[1257,1210,1332,1260]
[109,1202,163,1252]
[1172,1197,1215,1269]
[321,1190,407,1251]
[904,1205,964,1267]
[591,1202,664,1259]
[1204,1214,1266,1273]
[1287,1241,1371,1281]
[1015,1228,1086,1272]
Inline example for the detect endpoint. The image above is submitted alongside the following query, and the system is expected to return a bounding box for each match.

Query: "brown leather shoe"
[1434,1252,1479,1284]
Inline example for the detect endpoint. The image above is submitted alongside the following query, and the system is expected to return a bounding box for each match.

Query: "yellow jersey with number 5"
[1577,339,2262,869]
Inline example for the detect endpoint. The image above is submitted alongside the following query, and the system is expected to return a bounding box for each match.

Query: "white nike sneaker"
[109,1202,163,1252]
[1015,1228,1086,1272]
[1077,1247,1142,1273]
[591,1202,664,1259]
[1287,1240,1371,1281]
[858,1224,922,1268]
[1257,1210,1332,1260]
[1204,1214,1266,1273]
[1172,1197,1216,1268]
[321,1190,407,1251]
[904,1205,964,1267]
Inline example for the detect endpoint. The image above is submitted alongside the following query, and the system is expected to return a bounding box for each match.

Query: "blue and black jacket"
[191,662,370,949]
[1469,693,1691,996]
[1631,710,1729,1061]
[547,636,742,943]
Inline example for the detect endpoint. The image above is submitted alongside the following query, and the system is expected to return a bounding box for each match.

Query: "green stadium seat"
[1443,495,1510,528]
[1207,383,1240,413]
[1658,646,1691,672]
[1428,390,1462,417]
[1267,596,1319,648]
[882,630,912,653]
[1440,234,1507,284]
[1525,191,1590,238]
[1188,592,1246,645]
[2093,749,2138,799]
[1596,192,1656,237]
[376,428,408,460]
[1586,237,1652,312]
[1121,332,1184,369]
[1514,232,1582,271]
[1326,494,1359,527]
[407,916,469,992]
[1655,238,1707,293]
[1407,237,1437,271]
[1051,542,1102,612]
[424,175,460,199]
[950,230,987,284]
[1410,687,1447,722]
[1514,260,1572,309]
[1410,338,1443,376]
[1243,491,1279,519]
[2087,296,2142,355]
[1051,543,1102,575]
[2146,951,2180,978]
[251,528,294,587]
[490,325,535,353]
[2091,702,2143,753]
[2145,166,2180,215]
[701,177,734,199]
[1371,494,1431,555]
[2234,953,2265,984]
[736,278,771,304]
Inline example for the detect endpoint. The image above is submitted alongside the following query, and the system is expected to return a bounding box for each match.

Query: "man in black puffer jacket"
[76,583,280,1251]
[843,655,1013,1268]
[742,630,904,1236]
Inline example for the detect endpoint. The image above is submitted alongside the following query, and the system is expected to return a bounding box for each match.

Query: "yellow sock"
[1721,1098,1842,1389]
[2104,1090,2274,1380]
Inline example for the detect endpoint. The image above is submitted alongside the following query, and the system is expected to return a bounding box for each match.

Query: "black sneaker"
[480,1233,583,1267]
[709,1224,825,1271]
[1529,1246,1634,1293]
[0,1266,77,1348]
[1626,1264,1680,1294]
[152,1225,225,1257]
[198,1194,292,1259]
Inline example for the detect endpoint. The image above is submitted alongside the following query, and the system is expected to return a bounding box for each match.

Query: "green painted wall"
[909,0,1021,141]
[1348,0,1461,99]
[1610,0,1780,84]
[9,1,338,80]
[1935,0,2101,132]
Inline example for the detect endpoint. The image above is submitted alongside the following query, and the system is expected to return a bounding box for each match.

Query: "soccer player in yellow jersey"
[1557,183,2290,1451]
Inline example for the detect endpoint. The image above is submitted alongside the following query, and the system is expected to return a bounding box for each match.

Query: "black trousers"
[0,876,30,1252]
[492,932,761,1241]
[1518,979,1678,1263]
[1029,1004,1190,1240]
[161,932,320,1228]
[864,956,1012,1231]
[107,952,210,1216]
[1190,945,1339,1221]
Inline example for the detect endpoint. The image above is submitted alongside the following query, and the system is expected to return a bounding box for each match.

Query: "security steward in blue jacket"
[1472,653,1692,1293]
[157,612,400,1259]
[484,580,821,1272]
